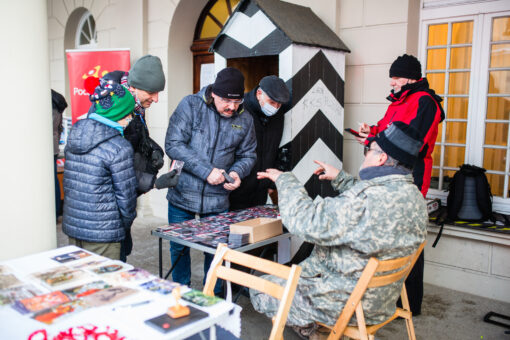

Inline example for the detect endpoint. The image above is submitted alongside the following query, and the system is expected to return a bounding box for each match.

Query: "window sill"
[428,222,510,246]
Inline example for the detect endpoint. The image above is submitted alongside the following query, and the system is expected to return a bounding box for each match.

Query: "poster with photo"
[32,266,90,288]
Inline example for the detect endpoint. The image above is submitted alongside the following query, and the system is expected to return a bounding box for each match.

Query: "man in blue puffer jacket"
[63,80,137,260]
[165,67,257,294]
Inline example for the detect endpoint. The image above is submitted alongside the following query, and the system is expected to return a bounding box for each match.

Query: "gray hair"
[372,142,413,172]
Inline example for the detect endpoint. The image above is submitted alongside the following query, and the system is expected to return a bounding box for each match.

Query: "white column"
[0,0,56,260]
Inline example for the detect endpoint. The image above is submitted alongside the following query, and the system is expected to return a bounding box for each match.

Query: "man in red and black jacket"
[357,54,445,316]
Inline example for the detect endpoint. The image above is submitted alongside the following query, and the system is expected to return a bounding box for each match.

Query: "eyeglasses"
[363,145,383,156]
[217,97,244,105]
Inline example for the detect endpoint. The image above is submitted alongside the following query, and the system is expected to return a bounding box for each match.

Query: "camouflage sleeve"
[331,170,359,193]
[275,172,364,246]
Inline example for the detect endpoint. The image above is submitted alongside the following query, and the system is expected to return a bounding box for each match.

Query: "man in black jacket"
[100,55,177,261]
[229,75,290,210]
[101,55,178,196]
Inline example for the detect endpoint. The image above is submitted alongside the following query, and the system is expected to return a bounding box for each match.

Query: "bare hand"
[223,171,241,191]
[257,168,283,183]
[313,160,340,181]
[355,135,367,144]
[356,122,370,144]
[207,168,225,185]
[359,122,370,135]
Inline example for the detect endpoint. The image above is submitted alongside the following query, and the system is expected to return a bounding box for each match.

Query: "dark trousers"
[54,155,62,217]
[404,251,424,315]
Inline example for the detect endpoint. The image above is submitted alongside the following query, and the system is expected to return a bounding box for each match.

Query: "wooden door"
[227,56,279,91]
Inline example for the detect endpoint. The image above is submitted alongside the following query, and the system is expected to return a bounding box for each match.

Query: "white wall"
[426,226,510,302]
[337,0,418,174]
[0,0,56,260]
[47,0,145,109]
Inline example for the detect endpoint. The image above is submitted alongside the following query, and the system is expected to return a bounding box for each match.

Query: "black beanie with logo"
[212,67,245,99]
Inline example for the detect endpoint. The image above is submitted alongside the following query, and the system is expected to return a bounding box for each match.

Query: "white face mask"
[261,102,279,116]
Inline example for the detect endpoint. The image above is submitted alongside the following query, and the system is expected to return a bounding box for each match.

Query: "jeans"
[168,202,223,295]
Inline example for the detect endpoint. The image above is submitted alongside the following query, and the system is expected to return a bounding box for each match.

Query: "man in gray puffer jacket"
[164,67,256,294]
[63,81,137,260]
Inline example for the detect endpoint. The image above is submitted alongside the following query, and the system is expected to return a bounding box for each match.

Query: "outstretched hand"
[257,168,283,183]
[313,160,340,181]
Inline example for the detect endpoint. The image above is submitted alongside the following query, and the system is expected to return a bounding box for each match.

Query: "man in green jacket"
[252,122,428,339]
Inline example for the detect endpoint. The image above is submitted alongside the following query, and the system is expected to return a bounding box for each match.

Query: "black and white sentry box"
[210,0,350,199]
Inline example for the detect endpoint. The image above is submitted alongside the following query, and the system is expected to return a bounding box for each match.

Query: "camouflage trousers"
[249,274,343,327]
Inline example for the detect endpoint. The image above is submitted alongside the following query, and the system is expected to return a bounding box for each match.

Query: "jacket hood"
[388,78,445,122]
[66,118,120,154]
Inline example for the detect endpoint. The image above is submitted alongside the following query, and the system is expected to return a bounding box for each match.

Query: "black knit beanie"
[389,54,422,80]
[212,67,245,99]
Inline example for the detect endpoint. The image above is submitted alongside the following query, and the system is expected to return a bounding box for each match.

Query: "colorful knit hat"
[89,78,135,122]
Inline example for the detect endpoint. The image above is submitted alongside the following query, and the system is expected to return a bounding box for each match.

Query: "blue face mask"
[261,102,279,116]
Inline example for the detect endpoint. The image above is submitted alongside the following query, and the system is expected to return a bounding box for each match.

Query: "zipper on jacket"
[199,112,221,214]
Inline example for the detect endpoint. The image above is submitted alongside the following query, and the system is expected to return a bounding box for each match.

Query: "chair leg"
[354,304,369,340]
[271,317,283,340]
[401,285,417,340]
[405,316,417,340]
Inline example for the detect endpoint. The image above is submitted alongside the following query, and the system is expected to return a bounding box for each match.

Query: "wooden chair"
[203,243,302,340]
[318,241,426,340]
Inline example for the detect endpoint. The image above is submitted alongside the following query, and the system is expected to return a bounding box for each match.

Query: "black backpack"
[432,164,494,248]
[446,164,494,222]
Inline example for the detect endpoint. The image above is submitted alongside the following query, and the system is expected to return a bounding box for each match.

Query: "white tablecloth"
[0,246,240,340]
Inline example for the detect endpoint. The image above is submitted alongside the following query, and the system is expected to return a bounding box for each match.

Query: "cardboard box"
[229,218,283,243]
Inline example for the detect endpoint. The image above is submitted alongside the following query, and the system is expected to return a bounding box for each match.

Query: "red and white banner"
[66,49,130,124]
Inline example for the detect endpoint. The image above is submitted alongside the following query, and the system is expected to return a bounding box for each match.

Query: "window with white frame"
[76,11,97,49]
[420,1,510,213]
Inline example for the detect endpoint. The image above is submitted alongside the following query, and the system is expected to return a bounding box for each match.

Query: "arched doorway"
[191,0,240,93]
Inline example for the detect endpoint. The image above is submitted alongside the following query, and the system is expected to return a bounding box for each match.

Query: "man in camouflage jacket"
[251,122,428,335]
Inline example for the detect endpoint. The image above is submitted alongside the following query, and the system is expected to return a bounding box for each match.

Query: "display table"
[0,246,240,340]
[151,205,291,278]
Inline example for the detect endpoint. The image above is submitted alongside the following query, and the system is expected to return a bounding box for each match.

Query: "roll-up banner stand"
[66,49,130,124]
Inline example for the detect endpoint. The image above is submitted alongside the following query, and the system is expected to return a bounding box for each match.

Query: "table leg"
[210,325,216,340]
[159,237,162,278]
[163,248,186,280]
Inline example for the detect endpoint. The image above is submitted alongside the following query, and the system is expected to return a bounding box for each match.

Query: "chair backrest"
[204,243,302,340]
[327,241,426,339]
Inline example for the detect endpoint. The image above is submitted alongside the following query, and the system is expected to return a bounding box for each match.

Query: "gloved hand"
[151,150,164,170]
[155,169,179,189]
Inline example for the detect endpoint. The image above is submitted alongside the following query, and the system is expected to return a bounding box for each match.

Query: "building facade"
[1,0,509,303]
